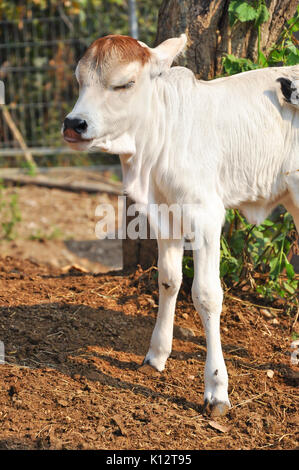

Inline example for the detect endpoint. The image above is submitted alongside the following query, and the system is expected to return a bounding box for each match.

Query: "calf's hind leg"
[191,207,230,416]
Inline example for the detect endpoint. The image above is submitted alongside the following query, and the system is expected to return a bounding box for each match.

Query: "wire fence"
[0,14,90,154]
[0,3,156,158]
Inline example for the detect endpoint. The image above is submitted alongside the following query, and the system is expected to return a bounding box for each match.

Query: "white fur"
[65,36,299,413]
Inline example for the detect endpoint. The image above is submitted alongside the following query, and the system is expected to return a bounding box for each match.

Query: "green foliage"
[228,1,259,26]
[200,3,299,307]
[20,161,37,177]
[110,172,121,182]
[267,9,299,67]
[223,2,299,75]
[29,226,64,241]
[0,182,22,240]
[222,54,259,74]
[0,0,160,155]
[0,0,160,45]
[228,0,269,27]
[223,210,298,301]
[183,210,298,305]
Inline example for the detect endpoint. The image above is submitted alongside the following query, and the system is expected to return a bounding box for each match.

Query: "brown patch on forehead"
[82,35,151,72]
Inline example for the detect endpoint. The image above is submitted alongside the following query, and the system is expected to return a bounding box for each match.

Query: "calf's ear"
[139,34,187,77]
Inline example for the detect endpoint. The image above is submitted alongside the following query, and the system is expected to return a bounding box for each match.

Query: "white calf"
[63,34,299,416]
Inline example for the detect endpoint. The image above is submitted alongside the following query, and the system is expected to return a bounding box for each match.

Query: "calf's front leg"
[143,238,184,371]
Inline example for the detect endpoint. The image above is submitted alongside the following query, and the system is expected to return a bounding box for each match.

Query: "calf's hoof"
[141,350,168,372]
[139,360,161,377]
[203,398,230,417]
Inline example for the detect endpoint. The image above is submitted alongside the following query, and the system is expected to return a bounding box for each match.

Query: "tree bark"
[156,0,298,79]
[123,0,298,271]
[122,197,158,271]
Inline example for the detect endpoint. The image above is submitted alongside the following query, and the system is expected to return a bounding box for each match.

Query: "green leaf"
[228,1,258,26]
[287,9,299,32]
[283,253,295,280]
[183,256,194,278]
[251,228,265,240]
[220,260,229,278]
[289,21,299,33]
[262,219,275,227]
[285,42,298,54]
[222,54,259,75]
[255,4,270,27]
[286,51,299,66]
[225,209,236,224]
[268,49,284,64]
[269,257,281,279]
[258,50,268,67]
[282,281,296,295]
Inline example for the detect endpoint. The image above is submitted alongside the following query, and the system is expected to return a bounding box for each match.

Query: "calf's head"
[63,34,187,154]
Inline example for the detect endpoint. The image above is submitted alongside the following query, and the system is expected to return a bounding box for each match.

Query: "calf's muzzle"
[63,117,88,134]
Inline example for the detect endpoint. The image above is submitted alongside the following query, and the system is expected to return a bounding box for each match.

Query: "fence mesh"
[0,14,100,151]
[0,3,158,155]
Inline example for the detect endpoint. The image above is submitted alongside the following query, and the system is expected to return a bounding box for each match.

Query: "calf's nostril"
[63,117,87,134]
[75,119,88,134]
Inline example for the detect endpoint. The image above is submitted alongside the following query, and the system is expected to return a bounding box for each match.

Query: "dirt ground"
[0,256,298,450]
[0,168,123,273]
[0,171,298,450]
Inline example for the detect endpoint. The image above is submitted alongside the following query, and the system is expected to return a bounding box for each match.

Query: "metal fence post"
[128,0,139,39]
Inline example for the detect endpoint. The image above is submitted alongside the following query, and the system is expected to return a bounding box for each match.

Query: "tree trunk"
[156,0,298,79]
[123,0,298,271]
[122,197,158,271]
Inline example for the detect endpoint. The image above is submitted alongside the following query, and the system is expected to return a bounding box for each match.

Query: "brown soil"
[0,257,298,450]
[0,172,298,450]
[0,169,123,273]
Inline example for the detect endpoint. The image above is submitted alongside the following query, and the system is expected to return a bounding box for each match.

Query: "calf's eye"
[113,81,135,91]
